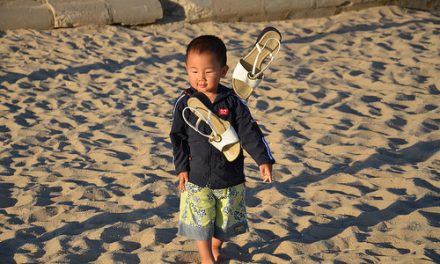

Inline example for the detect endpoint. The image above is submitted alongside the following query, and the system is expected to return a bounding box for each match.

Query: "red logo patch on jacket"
[217,107,230,118]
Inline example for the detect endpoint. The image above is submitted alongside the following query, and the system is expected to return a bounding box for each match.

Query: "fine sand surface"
[1,5,439,264]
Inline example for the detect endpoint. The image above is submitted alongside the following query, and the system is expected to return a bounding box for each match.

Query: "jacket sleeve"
[233,97,275,165]
[169,95,190,174]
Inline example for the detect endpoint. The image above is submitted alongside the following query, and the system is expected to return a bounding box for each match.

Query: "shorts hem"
[177,222,213,240]
[214,221,249,240]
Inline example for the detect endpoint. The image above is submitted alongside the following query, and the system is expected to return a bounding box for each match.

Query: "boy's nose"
[198,73,206,80]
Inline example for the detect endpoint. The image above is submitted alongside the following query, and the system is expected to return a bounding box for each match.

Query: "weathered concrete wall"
[0,0,163,30]
[398,0,440,14]
[0,0,438,30]
[0,0,54,30]
[175,0,439,22]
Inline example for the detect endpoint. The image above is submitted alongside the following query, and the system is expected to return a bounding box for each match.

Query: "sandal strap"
[182,106,216,138]
[209,125,239,152]
[182,106,239,152]
[250,38,281,79]
[233,61,263,89]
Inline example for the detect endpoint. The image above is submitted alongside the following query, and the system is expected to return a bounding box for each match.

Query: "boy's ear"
[221,65,229,77]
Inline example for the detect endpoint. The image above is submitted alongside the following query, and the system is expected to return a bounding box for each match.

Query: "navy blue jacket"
[169,85,275,189]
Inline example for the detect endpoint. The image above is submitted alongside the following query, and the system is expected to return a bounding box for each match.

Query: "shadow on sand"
[229,140,440,263]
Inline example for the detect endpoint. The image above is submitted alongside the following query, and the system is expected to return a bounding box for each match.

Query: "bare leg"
[212,237,223,262]
[196,240,215,264]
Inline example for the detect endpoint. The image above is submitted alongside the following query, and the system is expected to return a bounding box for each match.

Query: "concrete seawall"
[0,0,163,30]
[0,0,438,30]
[181,0,439,22]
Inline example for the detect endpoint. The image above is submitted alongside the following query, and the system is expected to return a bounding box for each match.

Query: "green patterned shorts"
[178,182,248,241]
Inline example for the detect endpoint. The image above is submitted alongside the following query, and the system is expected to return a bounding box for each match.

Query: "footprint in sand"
[82,186,112,201]
[34,185,63,206]
[14,110,39,127]
[101,225,131,243]
[386,115,407,131]
[0,182,17,208]
[108,241,141,253]
[28,206,60,223]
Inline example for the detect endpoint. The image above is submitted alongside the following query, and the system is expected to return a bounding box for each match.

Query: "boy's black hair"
[186,35,227,66]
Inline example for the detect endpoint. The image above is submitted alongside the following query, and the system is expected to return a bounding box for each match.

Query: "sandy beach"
[0,5,439,263]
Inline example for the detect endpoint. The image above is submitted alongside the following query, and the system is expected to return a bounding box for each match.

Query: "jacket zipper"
[206,103,216,188]
[206,144,212,188]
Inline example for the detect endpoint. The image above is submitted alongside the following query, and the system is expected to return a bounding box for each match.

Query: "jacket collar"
[188,84,232,104]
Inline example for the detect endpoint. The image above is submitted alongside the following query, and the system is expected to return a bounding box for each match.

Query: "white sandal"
[232,27,282,100]
[182,97,241,162]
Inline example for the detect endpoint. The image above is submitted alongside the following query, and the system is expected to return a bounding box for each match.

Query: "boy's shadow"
[221,139,440,263]
[225,194,438,263]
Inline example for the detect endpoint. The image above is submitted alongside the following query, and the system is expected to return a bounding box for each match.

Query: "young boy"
[170,35,275,264]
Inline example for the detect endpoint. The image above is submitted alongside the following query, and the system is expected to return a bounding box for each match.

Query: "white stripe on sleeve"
[172,94,186,117]
[262,137,274,161]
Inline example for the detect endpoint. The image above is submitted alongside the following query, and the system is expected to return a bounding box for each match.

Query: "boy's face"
[186,51,228,94]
